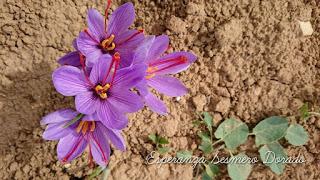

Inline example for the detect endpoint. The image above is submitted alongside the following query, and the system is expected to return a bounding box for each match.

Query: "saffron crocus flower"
[77,2,144,67]
[132,35,197,114]
[41,109,125,167]
[52,53,146,129]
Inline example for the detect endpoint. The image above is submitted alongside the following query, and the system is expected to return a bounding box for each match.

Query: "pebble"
[298,21,313,36]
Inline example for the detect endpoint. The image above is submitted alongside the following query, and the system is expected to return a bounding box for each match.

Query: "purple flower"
[41,109,125,167]
[132,35,197,114]
[57,39,81,67]
[52,53,146,129]
[77,2,144,67]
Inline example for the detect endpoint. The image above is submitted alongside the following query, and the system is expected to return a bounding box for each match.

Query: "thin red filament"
[91,133,108,163]
[104,0,112,33]
[79,54,94,87]
[101,53,120,86]
[149,56,187,67]
[117,29,144,46]
[88,143,94,168]
[62,136,84,163]
[84,29,99,44]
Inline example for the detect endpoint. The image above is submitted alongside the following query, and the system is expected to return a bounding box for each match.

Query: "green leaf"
[299,103,310,120]
[201,172,212,180]
[63,113,84,128]
[259,142,287,175]
[285,124,309,146]
[198,131,211,142]
[227,153,252,180]
[214,118,249,149]
[158,137,169,145]
[176,150,192,159]
[204,163,219,178]
[253,116,288,146]
[203,112,213,132]
[199,141,213,154]
[148,134,158,144]
[158,147,170,154]
[88,166,104,179]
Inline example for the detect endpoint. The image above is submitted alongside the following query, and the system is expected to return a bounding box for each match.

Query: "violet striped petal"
[97,101,128,130]
[52,66,88,96]
[147,75,187,97]
[75,91,98,115]
[107,2,135,37]
[90,127,110,167]
[144,92,167,115]
[89,54,113,85]
[57,134,87,162]
[87,9,106,41]
[58,51,81,67]
[146,35,169,64]
[40,109,78,125]
[108,89,143,113]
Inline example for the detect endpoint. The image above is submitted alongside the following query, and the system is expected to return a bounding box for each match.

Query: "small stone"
[175,97,181,101]
[298,21,313,36]
[9,162,18,171]
[215,98,231,114]
[213,113,223,126]
[163,118,178,137]
[22,165,30,174]
[166,16,187,34]
[192,95,207,111]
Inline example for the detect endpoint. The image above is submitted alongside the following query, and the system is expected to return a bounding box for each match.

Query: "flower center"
[95,84,110,99]
[101,34,116,51]
[76,121,96,135]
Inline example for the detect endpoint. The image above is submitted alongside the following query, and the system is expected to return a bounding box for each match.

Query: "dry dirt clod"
[192,94,207,111]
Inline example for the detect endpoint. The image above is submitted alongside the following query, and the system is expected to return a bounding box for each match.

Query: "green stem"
[101,167,110,180]
[212,139,222,146]
[63,113,84,128]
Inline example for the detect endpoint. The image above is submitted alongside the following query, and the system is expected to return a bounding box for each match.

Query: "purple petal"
[89,54,113,85]
[58,51,81,67]
[40,109,78,125]
[108,89,143,113]
[107,2,135,37]
[147,75,187,97]
[146,35,169,64]
[77,31,103,67]
[144,93,167,115]
[98,124,126,151]
[135,79,149,97]
[42,122,74,140]
[151,51,197,75]
[87,9,106,41]
[115,30,145,67]
[97,101,128,130]
[57,134,87,162]
[52,66,89,96]
[75,91,98,114]
[112,64,147,89]
[90,127,110,167]
[132,35,155,65]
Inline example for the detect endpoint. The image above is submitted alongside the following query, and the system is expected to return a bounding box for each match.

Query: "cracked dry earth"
[0,0,320,179]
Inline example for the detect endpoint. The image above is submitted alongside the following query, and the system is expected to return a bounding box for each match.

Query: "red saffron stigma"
[117,29,144,46]
[110,52,120,86]
[148,56,187,73]
[88,143,94,168]
[104,0,112,33]
[62,136,84,163]
[79,53,94,87]
[84,28,99,44]
[91,133,108,163]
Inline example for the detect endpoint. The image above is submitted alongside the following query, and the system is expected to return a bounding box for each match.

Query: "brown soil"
[0,0,319,179]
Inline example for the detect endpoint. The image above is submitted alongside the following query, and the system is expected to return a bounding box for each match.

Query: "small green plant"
[188,110,310,180]
[148,134,170,154]
[299,102,320,121]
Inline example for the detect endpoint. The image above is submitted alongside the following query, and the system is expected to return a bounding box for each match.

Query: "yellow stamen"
[146,66,158,73]
[76,121,85,133]
[90,121,96,132]
[101,34,116,51]
[145,73,155,79]
[95,84,110,99]
[81,122,89,134]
